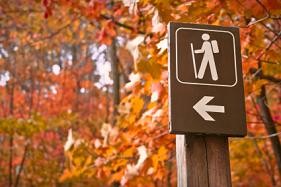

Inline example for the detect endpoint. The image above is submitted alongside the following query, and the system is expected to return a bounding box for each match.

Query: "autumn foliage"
[0,0,281,186]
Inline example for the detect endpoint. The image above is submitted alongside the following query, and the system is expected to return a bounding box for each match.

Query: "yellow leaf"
[137,59,162,79]
[59,169,72,182]
[112,159,128,171]
[157,146,168,162]
[105,146,116,157]
[109,169,124,183]
[151,155,159,170]
[122,147,135,158]
[84,156,92,166]
[132,97,144,114]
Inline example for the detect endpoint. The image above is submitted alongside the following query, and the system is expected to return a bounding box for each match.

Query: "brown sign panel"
[168,22,246,137]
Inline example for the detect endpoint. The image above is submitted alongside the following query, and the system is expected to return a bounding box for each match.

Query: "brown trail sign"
[168,22,246,187]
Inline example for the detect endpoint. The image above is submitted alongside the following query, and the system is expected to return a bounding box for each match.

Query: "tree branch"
[257,31,281,61]
[260,74,281,84]
[244,0,270,27]
[108,38,120,124]
[255,86,281,177]
[249,66,281,83]
[260,59,281,65]
[250,133,276,186]
[24,17,79,47]
[256,0,270,16]
[100,14,146,35]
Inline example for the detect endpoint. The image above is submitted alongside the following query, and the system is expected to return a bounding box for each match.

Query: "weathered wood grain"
[176,134,231,187]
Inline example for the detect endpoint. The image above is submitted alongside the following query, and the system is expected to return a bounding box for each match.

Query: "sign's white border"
[175,27,238,87]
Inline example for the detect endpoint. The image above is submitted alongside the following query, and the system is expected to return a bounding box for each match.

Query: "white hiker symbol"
[190,33,219,81]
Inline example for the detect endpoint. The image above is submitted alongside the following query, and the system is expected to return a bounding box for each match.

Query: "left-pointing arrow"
[193,96,225,121]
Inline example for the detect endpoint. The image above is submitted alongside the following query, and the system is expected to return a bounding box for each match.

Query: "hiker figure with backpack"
[190,33,219,81]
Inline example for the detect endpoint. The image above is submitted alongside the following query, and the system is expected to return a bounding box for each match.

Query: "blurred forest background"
[0,0,281,186]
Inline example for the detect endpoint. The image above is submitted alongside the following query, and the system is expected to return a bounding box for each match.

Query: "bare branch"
[239,0,272,27]
[100,14,146,35]
[256,0,270,15]
[260,59,281,65]
[24,21,74,47]
[257,31,281,61]
[260,74,281,84]
[260,22,280,37]
[247,16,269,27]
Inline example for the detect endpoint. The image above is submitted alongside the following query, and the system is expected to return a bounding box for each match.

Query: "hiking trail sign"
[168,22,246,137]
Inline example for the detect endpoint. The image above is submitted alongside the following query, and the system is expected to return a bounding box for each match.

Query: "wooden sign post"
[168,22,246,187]
[176,135,231,187]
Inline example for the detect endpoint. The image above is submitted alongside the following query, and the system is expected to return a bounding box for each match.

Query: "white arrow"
[193,96,225,121]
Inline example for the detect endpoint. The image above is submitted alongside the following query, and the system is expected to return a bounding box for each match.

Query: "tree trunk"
[108,38,120,123]
[8,135,13,187]
[8,74,15,187]
[14,144,29,187]
[256,85,281,178]
[72,44,81,112]
[251,136,276,186]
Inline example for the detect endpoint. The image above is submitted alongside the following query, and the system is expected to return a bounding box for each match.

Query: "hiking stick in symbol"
[190,33,219,81]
